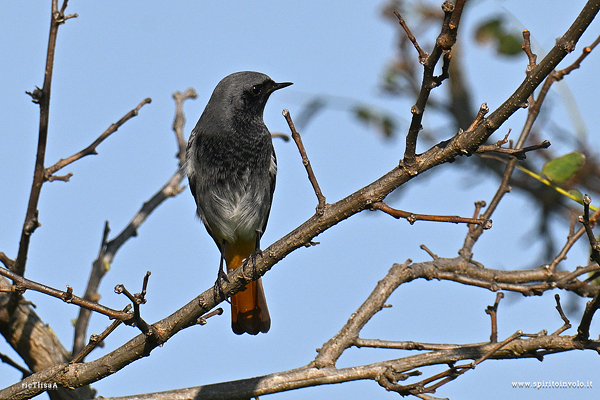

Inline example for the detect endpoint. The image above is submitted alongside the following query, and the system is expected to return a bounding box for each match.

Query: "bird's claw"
[213,268,231,304]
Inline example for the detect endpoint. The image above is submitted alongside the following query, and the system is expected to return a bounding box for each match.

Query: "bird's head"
[211,71,292,121]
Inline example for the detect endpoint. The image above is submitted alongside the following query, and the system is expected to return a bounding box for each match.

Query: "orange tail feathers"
[223,239,270,335]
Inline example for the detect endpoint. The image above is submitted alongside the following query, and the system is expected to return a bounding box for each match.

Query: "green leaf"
[354,106,373,123]
[353,106,397,138]
[542,152,586,183]
[568,189,584,203]
[474,17,523,57]
[475,19,503,43]
[498,34,523,55]
[381,115,396,138]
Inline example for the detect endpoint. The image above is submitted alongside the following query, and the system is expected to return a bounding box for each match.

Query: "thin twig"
[0,352,32,378]
[466,103,489,131]
[554,33,600,79]
[114,273,153,336]
[402,0,466,170]
[580,195,600,264]
[283,109,326,214]
[551,294,571,335]
[424,331,523,394]
[469,201,486,233]
[549,207,600,271]
[432,52,451,86]
[473,330,524,367]
[45,98,152,180]
[196,308,224,326]
[485,292,504,342]
[372,201,491,228]
[476,139,550,160]
[271,132,290,141]
[576,289,600,342]
[522,30,537,72]
[554,263,600,287]
[172,88,197,165]
[0,252,15,269]
[0,265,131,321]
[71,304,132,364]
[420,244,439,260]
[393,10,427,63]
[354,338,468,351]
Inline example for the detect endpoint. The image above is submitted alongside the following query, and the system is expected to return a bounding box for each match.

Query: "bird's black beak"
[268,81,293,94]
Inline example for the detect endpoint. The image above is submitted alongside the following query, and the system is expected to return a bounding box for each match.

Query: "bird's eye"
[251,85,262,95]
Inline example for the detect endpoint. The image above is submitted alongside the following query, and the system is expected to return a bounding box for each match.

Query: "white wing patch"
[269,153,277,176]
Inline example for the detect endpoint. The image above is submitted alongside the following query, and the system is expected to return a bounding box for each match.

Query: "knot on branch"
[376,366,422,395]
[114,271,153,337]
[25,86,44,104]
[23,211,41,235]
[61,286,74,303]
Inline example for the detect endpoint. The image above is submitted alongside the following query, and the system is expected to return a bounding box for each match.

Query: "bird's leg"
[214,242,231,304]
[247,231,263,280]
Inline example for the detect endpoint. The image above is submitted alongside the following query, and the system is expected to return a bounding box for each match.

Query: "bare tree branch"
[0,277,94,400]
[0,265,131,321]
[552,294,572,335]
[44,98,152,181]
[485,292,504,343]
[72,91,196,356]
[403,0,467,170]
[283,109,327,213]
[71,305,131,364]
[3,1,600,399]
[0,352,32,379]
[172,88,198,166]
[3,233,600,398]
[96,332,585,400]
[13,0,77,278]
[371,201,491,227]
[393,9,428,63]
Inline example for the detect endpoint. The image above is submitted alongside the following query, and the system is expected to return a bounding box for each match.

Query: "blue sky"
[1,1,600,399]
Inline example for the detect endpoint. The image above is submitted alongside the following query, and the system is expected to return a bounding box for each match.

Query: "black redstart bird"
[186,71,292,335]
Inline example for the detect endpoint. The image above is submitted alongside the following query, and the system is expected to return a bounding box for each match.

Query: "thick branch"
[2,250,599,399]
[314,260,411,368]
[0,277,94,400]
[66,334,596,400]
